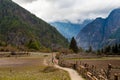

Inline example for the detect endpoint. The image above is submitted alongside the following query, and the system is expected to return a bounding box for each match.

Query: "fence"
[58,58,119,80]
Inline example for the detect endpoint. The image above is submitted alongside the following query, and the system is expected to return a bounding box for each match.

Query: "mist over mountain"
[50,20,92,41]
[76,8,120,50]
[0,0,68,51]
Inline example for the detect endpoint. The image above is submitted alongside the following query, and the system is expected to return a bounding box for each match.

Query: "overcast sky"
[12,0,120,23]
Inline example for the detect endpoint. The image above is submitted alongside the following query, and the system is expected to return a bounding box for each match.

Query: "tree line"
[69,37,120,55]
[97,44,120,55]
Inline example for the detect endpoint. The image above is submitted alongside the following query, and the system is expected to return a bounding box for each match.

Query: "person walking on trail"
[52,57,54,64]
[52,53,54,63]
[52,56,58,64]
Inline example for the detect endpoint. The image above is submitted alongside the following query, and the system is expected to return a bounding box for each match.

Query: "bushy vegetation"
[43,66,59,73]
[27,39,41,50]
[0,41,6,46]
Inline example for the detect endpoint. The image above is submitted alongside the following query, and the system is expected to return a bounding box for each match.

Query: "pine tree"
[101,48,104,53]
[69,37,78,53]
[114,44,118,53]
[88,46,92,53]
[104,45,111,54]
[118,44,120,54]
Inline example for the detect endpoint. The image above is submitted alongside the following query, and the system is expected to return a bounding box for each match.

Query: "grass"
[0,67,70,80]
[0,53,71,80]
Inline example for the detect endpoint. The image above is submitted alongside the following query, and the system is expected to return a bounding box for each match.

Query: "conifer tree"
[88,46,92,53]
[69,37,78,53]
[118,44,120,54]
[118,44,120,52]
[104,45,111,54]
[114,44,118,53]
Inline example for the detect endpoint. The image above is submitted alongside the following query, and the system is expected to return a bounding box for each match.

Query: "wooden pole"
[114,74,118,80]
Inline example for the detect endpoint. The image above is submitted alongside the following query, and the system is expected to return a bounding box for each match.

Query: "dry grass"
[0,53,70,80]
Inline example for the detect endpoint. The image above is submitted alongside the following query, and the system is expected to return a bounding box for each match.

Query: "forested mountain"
[0,0,68,51]
[76,8,120,50]
[50,20,92,41]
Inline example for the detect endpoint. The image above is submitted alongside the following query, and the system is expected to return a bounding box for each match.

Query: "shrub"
[42,66,59,73]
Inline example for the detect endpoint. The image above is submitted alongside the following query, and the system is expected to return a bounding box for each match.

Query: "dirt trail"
[44,55,84,80]
[54,64,84,80]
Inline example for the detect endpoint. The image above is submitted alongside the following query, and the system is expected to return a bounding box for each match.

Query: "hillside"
[0,0,68,51]
[76,8,120,50]
[50,20,92,41]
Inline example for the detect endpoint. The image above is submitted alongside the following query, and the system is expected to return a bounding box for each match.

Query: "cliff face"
[76,8,120,50]
[0,0,68,50]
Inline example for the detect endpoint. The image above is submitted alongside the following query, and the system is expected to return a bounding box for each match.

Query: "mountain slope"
[0,0,68,51]
[50,20,92,41]
[76,8,120,50]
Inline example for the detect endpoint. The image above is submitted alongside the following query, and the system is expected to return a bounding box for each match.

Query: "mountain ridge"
[0,0,68,51]
[76,8,120,50]
[50,20,92,41]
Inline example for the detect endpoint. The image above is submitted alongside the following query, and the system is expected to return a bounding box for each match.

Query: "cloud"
[13,0,37,4]
[12,0,120,23]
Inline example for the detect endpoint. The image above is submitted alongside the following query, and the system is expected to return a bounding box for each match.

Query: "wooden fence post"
[114,74,118,80]
[106,64,112,79]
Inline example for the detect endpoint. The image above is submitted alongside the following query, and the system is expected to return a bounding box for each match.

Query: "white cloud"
[12,0,120,23]
[12,0,37,4]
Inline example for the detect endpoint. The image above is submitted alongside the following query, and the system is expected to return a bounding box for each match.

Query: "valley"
[0,0,120,80]
[50,20,92,41]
